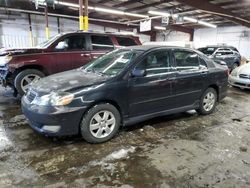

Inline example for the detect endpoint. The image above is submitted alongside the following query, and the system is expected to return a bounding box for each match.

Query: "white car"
[229,63,250,89]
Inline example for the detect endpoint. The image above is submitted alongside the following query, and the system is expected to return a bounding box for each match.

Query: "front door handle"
[81,54,90,57]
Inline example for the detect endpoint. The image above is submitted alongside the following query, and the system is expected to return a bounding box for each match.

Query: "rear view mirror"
[131,69,146,77]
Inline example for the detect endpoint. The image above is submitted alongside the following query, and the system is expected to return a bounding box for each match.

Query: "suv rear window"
[198,47,217,55]
[116,37,137,46]
[91,35,114,50]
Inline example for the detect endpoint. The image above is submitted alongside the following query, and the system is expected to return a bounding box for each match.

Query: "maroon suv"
[0,31,141,96]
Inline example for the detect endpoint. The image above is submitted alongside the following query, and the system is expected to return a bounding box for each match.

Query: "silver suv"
[198,46,241,70]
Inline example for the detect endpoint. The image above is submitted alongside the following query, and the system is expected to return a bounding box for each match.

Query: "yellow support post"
[84,0,88,31]
[84,15,88,31]
[45,6,50,39]
[79,15,84,30]
[45,27,50,40]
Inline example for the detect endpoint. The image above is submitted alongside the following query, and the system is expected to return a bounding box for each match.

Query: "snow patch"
[104,147,136,161]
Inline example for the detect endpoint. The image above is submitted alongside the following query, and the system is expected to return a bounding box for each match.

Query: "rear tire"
[14,69,45,96]
[196,88,217,115]
[80,103,121,143]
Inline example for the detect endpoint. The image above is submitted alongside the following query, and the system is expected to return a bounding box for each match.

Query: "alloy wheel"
[203,92,216,112]
[21,74,41,92]
[89,110,116,138]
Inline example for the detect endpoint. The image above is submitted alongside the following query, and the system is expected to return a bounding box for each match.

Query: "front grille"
[0,65,8,79]
[26,90,37,103]
[239,74,250,79]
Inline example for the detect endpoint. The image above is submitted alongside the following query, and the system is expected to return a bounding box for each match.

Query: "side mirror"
[219,61,227,66]
[215,53,222,57]
[55,41,68,50]
[131,69,147,77]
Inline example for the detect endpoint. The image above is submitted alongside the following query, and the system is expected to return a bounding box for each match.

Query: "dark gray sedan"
[22,46,229,143]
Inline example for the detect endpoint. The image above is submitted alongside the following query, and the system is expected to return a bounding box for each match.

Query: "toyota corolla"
[22,46,228,143]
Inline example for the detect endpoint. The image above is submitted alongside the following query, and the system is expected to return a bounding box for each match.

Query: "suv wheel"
[196,88,217,115]
[80,103,121,143]
[14,69,45,96]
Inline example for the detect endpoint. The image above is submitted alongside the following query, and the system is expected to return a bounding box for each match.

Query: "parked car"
[0,31,141,96]
[229,62,250,89]
[22,46,228,143]
[197,45,241,70]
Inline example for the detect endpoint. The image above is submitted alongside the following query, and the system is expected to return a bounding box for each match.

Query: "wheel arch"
[14,64,49,76]
[78,99,123,133]
[207,84,219,101]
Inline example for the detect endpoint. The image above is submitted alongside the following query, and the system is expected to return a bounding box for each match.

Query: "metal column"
[45,6,50,39]
[84,0,88,31]
[28,13,34,46]
[79,0,84,30]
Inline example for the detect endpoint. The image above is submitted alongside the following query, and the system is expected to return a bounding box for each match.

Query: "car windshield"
[198,47,218,55]
[83,49,141,76]
[36,34,62,48]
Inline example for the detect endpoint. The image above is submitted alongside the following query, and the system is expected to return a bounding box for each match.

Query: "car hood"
[234,63,250,75]
[0,47,44,56]
[31,69,110,94]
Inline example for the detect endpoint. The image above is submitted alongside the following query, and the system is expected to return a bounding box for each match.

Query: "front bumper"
[21,97,88,136]
[0,65,9,87]
[228,75,250,89]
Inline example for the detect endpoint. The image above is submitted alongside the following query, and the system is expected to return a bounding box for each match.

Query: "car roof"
[59,30,138,37]
[122,45,196,52]
[201,45,236,49]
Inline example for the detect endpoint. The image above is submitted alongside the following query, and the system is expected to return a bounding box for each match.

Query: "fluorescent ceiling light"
[154,26,166,30]
[183,16,217,28]
[94,7,124,15]
[56,1,94,9]
[183,16,197,23]
[198,20,217,28]
[55,1,147,18]
[148,10,170,17]
[124,12,149,18]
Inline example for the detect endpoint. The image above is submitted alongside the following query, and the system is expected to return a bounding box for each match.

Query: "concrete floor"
[0,87,250,187]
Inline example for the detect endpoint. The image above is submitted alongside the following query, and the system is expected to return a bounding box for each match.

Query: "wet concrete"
[0,87,250,187]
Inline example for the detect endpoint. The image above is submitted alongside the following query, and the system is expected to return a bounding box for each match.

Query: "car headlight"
[0,55,12,66]
[31,92,74,106]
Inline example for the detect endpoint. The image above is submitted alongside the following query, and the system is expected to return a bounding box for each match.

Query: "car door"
[90,35,114,60]
[172,50,207,108]
[52,34,92,72]
[128,49,176,117]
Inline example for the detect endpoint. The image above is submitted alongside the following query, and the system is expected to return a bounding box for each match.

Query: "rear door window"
[174,51,200,71]
[91,35,114,50]
[116,37,137,46]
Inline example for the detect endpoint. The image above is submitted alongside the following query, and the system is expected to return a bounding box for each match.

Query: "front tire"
[196,88,217,115]
[14,69,45,96]
[80,103,121,143]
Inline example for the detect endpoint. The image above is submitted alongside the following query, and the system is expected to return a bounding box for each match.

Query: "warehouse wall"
[0,13,150,48]
[194,26,250,60]
[156,31,190,42]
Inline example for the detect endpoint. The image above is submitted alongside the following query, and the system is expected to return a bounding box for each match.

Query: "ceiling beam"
[113,0,139,8]
[97,0,112,4]
[126,0,172,12]
[176,0,250,27]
